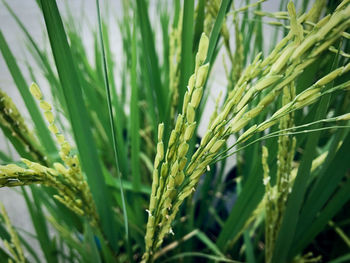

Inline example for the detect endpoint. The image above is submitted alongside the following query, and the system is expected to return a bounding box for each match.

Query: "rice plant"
[1,0,350,262]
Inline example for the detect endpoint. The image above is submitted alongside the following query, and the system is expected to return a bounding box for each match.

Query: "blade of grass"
[0,223,11,260]
[124,14,145,235]
[329,254,350,263]
[49,218,92,263]
[242,10,257,65]
[243,230,255,263]
[0,221,10,240]
[0,150,11,163]
[217,142,265,250]
[136,0,166,124]
[173,0,181,27]
[237,179,256,263]
[107,178,151,195]
[155,229,226,261]
[83,222,102,263]
[2,0,65,111]
[0,122,37,161]
[0,209,40,263]
[94,33,105,85]
[96,0,131,258]
[84,33,129,175]
[22,187,58,263]
[217,169,264,249]
[34,187,80,229]
[17,232,41,263]
[160,5,170,92]
[292,177,350,257]
[110,84,129,176]
[196,169,216,229]
[95,230,115,263]
[0,30,57,155]
[253,2,263,57]
[39,0,118,250]
[271,104,322,263]
[293,128,350,243]
[163,252,241,263]
[0,248,11,261]
[178,0,194,110]
[101,21,117,95]
[139,50,158,133]
[193,0,206,48]
[289,133,350,258]
[98,22,129,175]
[295,85,350,238]
[271,44,341,263]
[242,117,265,185]
[139,151,154,175]
[205,0,232,64]
[195,230,225,257]
[130,18,141,191]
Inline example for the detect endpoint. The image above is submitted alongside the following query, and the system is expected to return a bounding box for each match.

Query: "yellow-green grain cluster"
[0,84,98,225]
[143,33,209,262]
[223,0,350,142]
[0,89,45,163]
[263,83,296,263]
[143,1,350,260]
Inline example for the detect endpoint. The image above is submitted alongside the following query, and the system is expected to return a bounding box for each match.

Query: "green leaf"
[205,0,232,64]
[329,254,350,263]
[289,133,350,258]
[0,248,11,261]
[136,0,166,124]
[130,19,141,191]
[107,178,151,195]
[195,230,224,257]
[0,30,57,155]
[39,0,118,249]
[293,178,350,257]
[0,150,11,163]
[22,187,58,263]
[0,122,36,161]
[17,232,41,263]
[217,160,264,249]
[271,49,340,263]
[2,0,65,110]
[83,222,102,263]
[49,218,92,263]
[193,0,206,48]
[96,0,130,258]
[163,252,241,263]
[178,0,194,110]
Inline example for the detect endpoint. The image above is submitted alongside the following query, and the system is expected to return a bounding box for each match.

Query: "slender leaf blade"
[39,0,118,249]
[0,30,57,155]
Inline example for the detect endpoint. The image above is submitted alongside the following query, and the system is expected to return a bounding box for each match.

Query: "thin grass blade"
[39,0,118,249]
[0,31,57,155]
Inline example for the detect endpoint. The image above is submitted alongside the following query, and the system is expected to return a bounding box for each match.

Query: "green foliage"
[0,0,350,262]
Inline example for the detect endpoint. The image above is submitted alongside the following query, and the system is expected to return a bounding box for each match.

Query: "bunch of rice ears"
[0,0,350,262]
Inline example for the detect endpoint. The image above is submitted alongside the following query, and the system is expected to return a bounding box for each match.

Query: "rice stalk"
[1,0,350,262]
[144,0,350,260]
[0,83,98,226]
